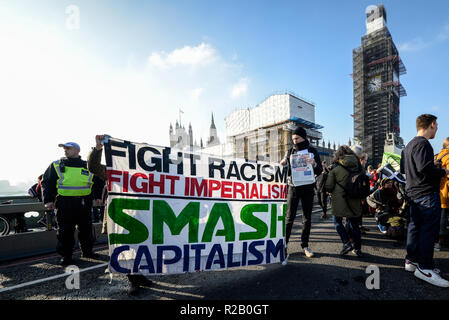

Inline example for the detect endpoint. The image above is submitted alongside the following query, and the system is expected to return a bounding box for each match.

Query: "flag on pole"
[381,152,401,171]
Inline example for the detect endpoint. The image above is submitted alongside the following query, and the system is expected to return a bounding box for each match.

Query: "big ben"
[353,4,406,166]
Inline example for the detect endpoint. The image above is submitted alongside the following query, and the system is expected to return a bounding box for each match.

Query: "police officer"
[42,142,104,265]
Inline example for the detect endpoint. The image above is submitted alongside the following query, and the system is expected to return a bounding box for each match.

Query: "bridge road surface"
[1,204,449,301]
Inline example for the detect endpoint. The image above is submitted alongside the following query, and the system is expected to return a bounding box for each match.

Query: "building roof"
[290,117,324,130]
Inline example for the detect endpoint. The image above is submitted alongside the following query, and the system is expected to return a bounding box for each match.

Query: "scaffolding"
[352,24,406,166]
[226,93,335,164]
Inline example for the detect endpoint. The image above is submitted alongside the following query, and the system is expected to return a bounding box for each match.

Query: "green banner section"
[381,152,401,171]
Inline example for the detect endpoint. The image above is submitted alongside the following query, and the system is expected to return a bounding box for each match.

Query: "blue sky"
[1,0,448,186]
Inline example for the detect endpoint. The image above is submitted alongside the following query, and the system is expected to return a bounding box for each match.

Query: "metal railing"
[0,195,53,235]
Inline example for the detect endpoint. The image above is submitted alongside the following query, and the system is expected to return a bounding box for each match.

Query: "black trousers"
[55,196,94,258]
[285,185,315,248]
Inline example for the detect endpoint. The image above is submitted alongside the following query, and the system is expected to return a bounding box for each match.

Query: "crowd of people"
[307,113,449,288]
[6,113,448,294]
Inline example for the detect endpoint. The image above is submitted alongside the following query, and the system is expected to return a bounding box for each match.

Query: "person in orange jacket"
[436,137,449,250]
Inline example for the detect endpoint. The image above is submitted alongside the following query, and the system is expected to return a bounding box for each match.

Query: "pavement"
[1,204,449,301]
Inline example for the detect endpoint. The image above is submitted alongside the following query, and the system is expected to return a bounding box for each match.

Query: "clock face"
[368,76,381,92]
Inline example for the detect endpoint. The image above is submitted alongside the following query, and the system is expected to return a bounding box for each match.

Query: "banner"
[381,152,401,171]
[104,137,288,275]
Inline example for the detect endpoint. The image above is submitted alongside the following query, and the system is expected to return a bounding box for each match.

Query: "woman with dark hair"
[325,145,364,257]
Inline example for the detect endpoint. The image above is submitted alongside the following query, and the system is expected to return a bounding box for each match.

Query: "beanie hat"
[293,127,307,139]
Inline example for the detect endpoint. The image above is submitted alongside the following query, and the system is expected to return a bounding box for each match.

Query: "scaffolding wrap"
[352,7,406,166]
[225,93,334,164]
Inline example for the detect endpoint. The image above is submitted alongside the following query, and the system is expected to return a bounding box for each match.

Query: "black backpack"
[336,163,370,199]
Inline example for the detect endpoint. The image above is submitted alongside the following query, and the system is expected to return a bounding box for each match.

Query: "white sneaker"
[414,267,449,287]
[405,259,417,272]
[304,247,314,258]
[405,260,441,274]
[282,254,290,266]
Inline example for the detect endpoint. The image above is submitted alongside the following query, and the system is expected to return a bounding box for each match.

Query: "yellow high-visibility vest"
[53,160,93,196]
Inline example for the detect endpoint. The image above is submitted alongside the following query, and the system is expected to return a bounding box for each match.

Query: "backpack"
[336,163,371,199]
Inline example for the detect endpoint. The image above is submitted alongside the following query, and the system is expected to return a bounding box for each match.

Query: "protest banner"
[104,137,288,275]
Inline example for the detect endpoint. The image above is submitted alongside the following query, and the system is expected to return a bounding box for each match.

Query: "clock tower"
[352,4,406,166]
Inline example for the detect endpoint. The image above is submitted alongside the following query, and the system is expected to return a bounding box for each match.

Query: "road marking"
[0,245,109,269]
[0,262,108,294]
[0,206,329,294]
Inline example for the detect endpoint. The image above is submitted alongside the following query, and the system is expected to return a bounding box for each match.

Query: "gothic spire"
[210,112,216,129]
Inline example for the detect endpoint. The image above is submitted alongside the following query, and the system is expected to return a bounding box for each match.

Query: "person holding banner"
[87,135,154,296]
[280,126,322,261]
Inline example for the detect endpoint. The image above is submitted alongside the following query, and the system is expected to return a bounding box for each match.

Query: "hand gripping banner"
[104,137,288,275]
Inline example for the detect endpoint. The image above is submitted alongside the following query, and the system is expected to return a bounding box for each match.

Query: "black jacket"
[42,156,104,204]
[285,139,323,187]
[400,136,446,200]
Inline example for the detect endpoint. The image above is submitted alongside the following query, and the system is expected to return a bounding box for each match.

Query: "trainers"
[405,259,418,272]
[352,249,363,257]
[340,243,353,256]
[378,224,387,234]
[434,243,441,251]
[282,246,289,266]
[303,247,314,258]
[405,260,441,274]
[414,267,449,287]
[281,254,290,266]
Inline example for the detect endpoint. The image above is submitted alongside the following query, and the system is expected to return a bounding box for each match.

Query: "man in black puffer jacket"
[280,127,322,261]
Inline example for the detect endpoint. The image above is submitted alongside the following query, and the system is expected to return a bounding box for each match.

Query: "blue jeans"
[440,208,448,237]
[406,192,441,270]
[333,216,361,250]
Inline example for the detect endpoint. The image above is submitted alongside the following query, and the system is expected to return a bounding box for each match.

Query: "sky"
[1,0,448,187]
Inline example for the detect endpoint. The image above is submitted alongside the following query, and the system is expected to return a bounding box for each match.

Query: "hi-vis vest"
[53,160,94,196]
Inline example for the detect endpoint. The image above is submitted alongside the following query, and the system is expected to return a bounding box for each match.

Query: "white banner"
[104,137,288,275]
